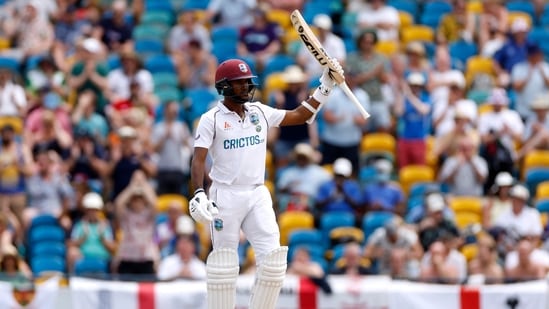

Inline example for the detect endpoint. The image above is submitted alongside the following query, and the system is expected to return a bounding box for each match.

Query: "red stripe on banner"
[299,277,317,309]
[138,282,156,309]
[460,286,480,309]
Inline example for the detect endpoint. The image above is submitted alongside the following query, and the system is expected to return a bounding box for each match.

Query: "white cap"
[426,193,445,212]
[118,126,137,138]
[313,14,332,31]
[82,192,104,210]
[530,94,549,110]
[333,158,352,177]
[406,72,426,86]
[447,71,466,89]
[495,171,514,187]
[176,215,195,235]
[282,65,307,84]
[294,143,317,161]
[81,38,102,54]
[374,158,393,174]
[454,103,472,120]
[511,17,530,33]
[510,184,530,201]
[487,88,509,105]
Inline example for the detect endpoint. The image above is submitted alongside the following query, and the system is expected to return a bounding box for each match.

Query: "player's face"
[229,79,253,101]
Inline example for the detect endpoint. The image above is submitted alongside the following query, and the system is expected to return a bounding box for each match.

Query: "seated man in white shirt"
[356,0,400,42]
[156,221,207,281]
[494,184,543,240]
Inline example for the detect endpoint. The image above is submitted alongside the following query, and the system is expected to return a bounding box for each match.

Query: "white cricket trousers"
[209,183,281,265]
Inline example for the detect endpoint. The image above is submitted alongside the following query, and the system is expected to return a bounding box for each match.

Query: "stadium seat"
[319,211,356,241]
[362,211,394,240]
[360,132,396,162]
[0,57,19,72]
[420,12,444,29]
[536,181,549,200]
[144,54,176,73]
[29,214,58,229]
[401,25,435,45]
[29,226,65,243]
[30,241,66,259]
[525,168,549,198]
[261,55,296,82]
[288,229,323,248]
[507,12,533,28]
[329,226,365,246]
[144,0,173,12]
[153,72,179,89]
[536,199,549,213]
[181,0,209,10]
[262,72,287,102]
[184,88,220,124]
[465,56,495,87]
[522,150,549,179]
[423,0,453,15]
[106,54,121,70]
[31,256,66,275]
[359,165,379,185]
[398,165,435,195]
[375,41,400,57]
[448,196,483,217]
[212,40,238,63]
[408,182,440,199]
[155,87,181,104]
[388,0,418,17]
[74,258,109,275]
[398,11,414,29]
[0,117,23,135]
[132,24,170,41]
[454,212,481,230]
[211,26,239,44]
[156,194,189,213]
[134,39,165,57]
[288,243,325,263]
[140,10,175,26]
[466,1,482,13]
[460,243,478,262]
[506,1,536,22]
[341,11,358,37]
[267,9,292,30]
[301,1,332,23]
[449,40,478,69]
[278,211,315,245]
[406,195,424,213]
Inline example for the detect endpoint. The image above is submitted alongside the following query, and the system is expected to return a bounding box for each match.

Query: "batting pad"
[206,248,240,309]
[248,246,288,309]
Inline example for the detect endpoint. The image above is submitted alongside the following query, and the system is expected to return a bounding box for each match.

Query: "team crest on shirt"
[250,112,260,125]
[256,125,261,132]
[214,218,223,231]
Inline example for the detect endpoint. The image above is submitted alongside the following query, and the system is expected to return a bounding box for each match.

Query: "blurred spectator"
[347,30,390,132]
[478,88,523,192]
[68,38,109,114]
[511,42,549,120]
[0,124,33,230]
[482,171,515,229]
[296,14,346,78]
[331,242,371,276]
[106,51,155,110]
[206,0,257,30]
[419,240,461,284]
[427,46,466,106]
[406,190,455,225]
[418,193,460,252]
[25,56,66,100]
[157,234,206,281]
[492,17,530,88]
[431,72,477,138]
[287,246,328,291]
[393,72,432,169]
[71,93,110,144]
[65,129,109,190]
[517,94,549,160]
[263,0,303,12]
[319,77,369,169]
[438,137,488,197]
[24,148,74,229]
[168,10,212,55]
[174,39,217,90]
[0,245,31,281]
[269,66,317,168]
[0,1,54,62]
[0,66,27,118]
[53,5,91,58]
[237,7,282,72]
[362,159,405,216]
[0,213,17,252]
[356,0,400,42]
[107,126,156,200]
[469,0,508,55]
[97,0,134,53]
[276,143,330,211]
[436,0,469,44]
[468,233,504,284]
[26,108,72,160]
[156,204,189,258]
[151,101,193,195]
[363,218,422,277]
[493,184,543,240]
[315,158,363,219]
[433,107,479,163]
[114,171,157,276]
[505,237,547,282]
[67,192,116,273]
[404,41,430,77]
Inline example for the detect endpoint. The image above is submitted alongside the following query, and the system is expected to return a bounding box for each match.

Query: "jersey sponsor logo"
[223,135,264,149]
[224,121,232,130]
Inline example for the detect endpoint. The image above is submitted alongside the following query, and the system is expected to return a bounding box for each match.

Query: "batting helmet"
[214,59,258,102]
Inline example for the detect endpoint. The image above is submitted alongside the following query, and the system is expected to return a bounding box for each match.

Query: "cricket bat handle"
[339,82,371,119]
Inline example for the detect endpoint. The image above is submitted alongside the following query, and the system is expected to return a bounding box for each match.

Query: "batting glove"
[190,189,215,224]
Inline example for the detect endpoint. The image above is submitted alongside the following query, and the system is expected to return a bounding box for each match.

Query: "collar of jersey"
[217,101,249,114]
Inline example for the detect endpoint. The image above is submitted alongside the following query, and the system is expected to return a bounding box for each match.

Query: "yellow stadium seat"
[262,72,287,102]
[449,196,483,216]
[401,25,435,45]
[156,194,189,213]
[375,40,400,57]
[322,164,333,174]
[522,150,549,179]
[508,12,532,28]
[398,11,414,29]
[398,164,435,195]
[266,149,275,180]
[536,181,549,200]
[361,132,396,159]
[460,243,478,262]
[455,212,482,229]
[425,135,438,172]
[0,37,10,50]
[466,1,483,13]
[265,179,275,198]
[329,226,365,244]
[477,103,494,115]
[267,9,292,30]
[278,211,314,246]
[465,56,495,86]
[0,117,23,135]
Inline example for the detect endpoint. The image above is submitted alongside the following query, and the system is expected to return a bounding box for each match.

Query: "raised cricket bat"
[290,10,370,123]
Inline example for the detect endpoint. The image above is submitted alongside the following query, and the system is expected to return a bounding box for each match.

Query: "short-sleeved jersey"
[194,101,285,185]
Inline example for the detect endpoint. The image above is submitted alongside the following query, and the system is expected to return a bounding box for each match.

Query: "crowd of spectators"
[0,0,548,287]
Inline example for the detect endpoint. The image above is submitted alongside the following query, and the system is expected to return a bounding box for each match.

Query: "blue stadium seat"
[506,1,536,22]
[212,41,238,63]
[359,165,379,185]
[528,27,549,43]
[183,88,220,124]
[31,256,66,275]
[182,0,210,10]
[144,55,176,74]
[420,12,443,29]
[319,211,356,241]
[140,10,175,26]
[388,0,419,17]
[261,55,296,81]
[288,243,325,262]
[449,40,478,69]
[106,54,121,71]
[408,182,441,199]
[0,57,19,72]
[132,24,170,41]
[288,229,323,248]
[155,87,181,104]
[525,169,549,197]
[144,0,173,12]
[29,226,65,243]
[30,241,66,259]
[302,2,332,23]
[423,1,453,15]
[74,258,109,275]
[211,26,239,44]
[536,199,549,213]
[362,211,394,240]
[29,214,58,229]
[135,39,165,57]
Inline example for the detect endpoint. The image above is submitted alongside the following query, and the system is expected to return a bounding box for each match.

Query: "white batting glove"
[190,189,215,224]
[208,200,219,216]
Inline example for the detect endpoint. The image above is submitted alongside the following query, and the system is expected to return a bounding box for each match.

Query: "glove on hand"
[190,190,217,224]
[318,58,344,95]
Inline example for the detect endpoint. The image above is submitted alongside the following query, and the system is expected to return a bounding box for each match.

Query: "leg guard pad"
[249,246,288,309]
[206,248,240,309]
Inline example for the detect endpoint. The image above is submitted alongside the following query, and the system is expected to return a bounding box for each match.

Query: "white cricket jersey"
[194,101,285,186]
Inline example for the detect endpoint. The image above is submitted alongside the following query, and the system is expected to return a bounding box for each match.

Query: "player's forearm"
[191,159,206,191]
